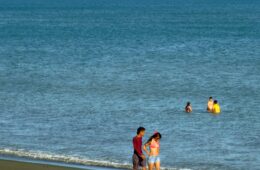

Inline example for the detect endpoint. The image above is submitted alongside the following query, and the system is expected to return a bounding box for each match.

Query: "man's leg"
[141,155,146,170]
[132,154,139,170]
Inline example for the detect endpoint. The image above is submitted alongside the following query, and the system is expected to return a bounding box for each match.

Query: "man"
[207,97,214,112]
[213,100,221,114]
[133,127,146,170]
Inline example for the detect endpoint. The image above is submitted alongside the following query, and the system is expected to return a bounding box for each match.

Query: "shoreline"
[0,156,127,170]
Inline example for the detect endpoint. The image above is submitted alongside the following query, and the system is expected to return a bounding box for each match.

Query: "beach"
[0,158,125,170]
[0,159,86,170]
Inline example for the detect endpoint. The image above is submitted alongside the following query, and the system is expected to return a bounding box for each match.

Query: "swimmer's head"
[209,96,213,100]
[214,100,218,104]
[187,102,191,106]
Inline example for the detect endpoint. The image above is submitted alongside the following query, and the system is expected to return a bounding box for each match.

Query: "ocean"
[0,0,259,169]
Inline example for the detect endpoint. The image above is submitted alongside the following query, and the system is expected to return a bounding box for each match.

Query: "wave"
[0,148,130,169]
[0,148,191,170]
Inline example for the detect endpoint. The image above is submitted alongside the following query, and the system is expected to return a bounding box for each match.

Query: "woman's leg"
[149,163,154,170]
[155,156,160,170]
[155,161,160,170]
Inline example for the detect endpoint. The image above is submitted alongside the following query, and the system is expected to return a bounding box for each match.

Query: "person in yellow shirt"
[212,100,221,114]
[207,97,214,112]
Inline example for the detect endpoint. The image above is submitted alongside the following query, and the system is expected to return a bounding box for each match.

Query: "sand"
[0,159,88,170]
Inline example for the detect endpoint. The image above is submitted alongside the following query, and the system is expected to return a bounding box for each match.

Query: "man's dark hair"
[137,127,145,134]
[214,100,218,104]
[209,96,213,99]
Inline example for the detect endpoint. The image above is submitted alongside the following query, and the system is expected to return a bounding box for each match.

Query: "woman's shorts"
[148,155,160,163]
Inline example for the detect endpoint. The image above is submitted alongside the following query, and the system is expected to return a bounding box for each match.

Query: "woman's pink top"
[150,139,160,149]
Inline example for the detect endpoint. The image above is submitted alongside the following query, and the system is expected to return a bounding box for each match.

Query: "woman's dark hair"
[137,127,145,134]
[187,102,190,106]
[146,132,162,144]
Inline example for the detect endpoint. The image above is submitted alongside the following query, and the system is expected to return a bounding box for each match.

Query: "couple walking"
[132,127,162,170]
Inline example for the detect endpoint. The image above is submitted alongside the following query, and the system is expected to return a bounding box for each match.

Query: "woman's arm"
[143,142,150,156]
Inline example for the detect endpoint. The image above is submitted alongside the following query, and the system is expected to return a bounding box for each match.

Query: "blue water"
[0,0,260,169]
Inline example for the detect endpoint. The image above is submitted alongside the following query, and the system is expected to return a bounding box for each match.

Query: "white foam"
[0,148,192,170]
[0,148,130,169]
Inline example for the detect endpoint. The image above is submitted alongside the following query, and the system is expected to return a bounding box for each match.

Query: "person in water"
[207,96,214,112]
[185,102,192,113]
[133,127,146,170]
[143,132,162,170]
[213,100,221,114]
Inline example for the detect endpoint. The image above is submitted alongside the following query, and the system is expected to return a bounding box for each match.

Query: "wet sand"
[0,159,87,170]
[0,157,127,170]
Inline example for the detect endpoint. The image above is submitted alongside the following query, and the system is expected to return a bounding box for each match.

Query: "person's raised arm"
[143,142,150,156]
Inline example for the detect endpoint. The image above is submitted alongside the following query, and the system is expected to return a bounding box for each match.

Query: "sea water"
[0,0,259,169]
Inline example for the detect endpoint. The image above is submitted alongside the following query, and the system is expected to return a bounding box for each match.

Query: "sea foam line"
[0,148,190,170]
[0,148,130,169]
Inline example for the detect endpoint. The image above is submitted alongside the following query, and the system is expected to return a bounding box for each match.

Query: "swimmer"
[185,102,192,113]
[212,100,221,114]
[207,97,214,112]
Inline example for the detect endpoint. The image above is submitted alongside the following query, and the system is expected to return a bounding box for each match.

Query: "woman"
[185,102,192,113]
[143,132,162,170]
